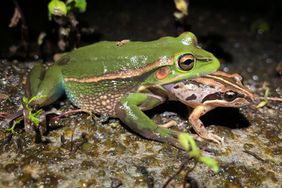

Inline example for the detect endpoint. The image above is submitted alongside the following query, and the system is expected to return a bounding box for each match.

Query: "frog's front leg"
[115,92,182,149]
[189,105,223,144]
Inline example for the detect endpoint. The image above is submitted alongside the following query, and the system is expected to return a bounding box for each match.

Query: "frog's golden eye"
[178,54,194,71]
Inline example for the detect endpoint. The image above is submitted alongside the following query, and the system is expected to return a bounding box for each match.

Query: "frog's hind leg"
[116,92,183,150]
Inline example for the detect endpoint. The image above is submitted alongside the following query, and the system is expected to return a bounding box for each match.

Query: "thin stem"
[162,158,191,188]
[13,0,29,50]
[183,160,198,188]
[259,96,282,102]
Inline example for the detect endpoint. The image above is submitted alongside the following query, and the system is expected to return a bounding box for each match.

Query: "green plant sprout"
[48,0,87,18]
[23,95,47,126]
[47,0,87,50]
[6,95,46,133]
[174,0,188,20]
[6,118,22,134]
[178,133,219,173]
[256,82,270,108]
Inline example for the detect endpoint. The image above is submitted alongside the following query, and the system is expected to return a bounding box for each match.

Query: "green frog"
[3,32,220,148]
[164,71,254,144]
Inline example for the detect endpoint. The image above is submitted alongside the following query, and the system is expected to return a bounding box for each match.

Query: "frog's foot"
[189,118,224,144]
[158,120,177,128]
[189,105,224,144]
[192,125,224,144]
[202,130,224,145]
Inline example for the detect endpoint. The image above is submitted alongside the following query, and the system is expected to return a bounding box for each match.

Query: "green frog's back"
[60,32,198,78]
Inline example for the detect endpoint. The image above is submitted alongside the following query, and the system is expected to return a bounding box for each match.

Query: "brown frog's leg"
[188,105,223,144]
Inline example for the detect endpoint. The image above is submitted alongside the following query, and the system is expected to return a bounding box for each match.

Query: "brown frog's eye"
[178,54,194,71]
[223,91,237,101]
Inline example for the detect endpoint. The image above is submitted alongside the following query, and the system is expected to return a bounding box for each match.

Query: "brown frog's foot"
[200,129,224,145]
[158,120,177,128]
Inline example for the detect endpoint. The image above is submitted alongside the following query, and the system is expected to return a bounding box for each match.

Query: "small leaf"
[33,109,44,118]
[29,114,40,125]
[48,0,67,16]
[178,133,201,158]
[199,156,219,173]
[7,118,22,134]
[256,101,268,108]
[74,0,87,12]
[178,133,190,150]
[256,83,269,108]
[174,0,188,16]
[23,96,28,104]
[37,32,47,46]
[28,95,47,104]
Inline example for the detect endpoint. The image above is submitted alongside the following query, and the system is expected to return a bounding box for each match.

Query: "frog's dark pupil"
[223,91,237,101]
[184,59,193,65]
[178,54,194,71]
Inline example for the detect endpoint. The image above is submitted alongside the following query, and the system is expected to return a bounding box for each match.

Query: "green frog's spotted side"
[14,32,220,148]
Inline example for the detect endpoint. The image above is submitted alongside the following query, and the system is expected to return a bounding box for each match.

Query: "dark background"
[0,0,281,59]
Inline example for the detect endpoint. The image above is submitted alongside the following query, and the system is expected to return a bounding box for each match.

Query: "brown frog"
[164,71,255,144]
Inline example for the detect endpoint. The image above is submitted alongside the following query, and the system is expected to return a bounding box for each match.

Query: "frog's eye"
[223,91,237,101]
[178,54,194,71]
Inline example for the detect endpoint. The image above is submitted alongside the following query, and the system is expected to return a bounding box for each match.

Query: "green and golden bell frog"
[164,71,254,144]
[5,32,220,148]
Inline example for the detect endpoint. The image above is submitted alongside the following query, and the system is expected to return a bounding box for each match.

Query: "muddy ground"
[0,0,281,187]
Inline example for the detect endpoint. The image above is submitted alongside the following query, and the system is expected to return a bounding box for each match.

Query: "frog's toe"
[138,127,184,150]
[158,120,177,128]
[206,132,224,145]
[166,138,183,150]
[160,135,184,150]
